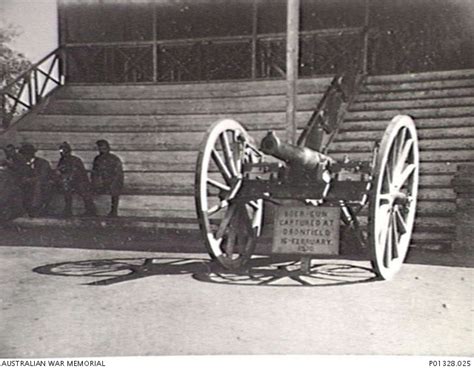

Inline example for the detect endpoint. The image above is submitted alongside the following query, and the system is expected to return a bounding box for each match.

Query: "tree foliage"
[0,23,31,89]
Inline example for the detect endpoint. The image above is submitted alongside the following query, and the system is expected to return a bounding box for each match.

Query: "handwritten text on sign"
[273,206,340,255]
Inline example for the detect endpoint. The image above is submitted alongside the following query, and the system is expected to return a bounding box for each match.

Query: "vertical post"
[28,73,33,107]
[286,0,300,144]
[33,69,39,104]
[57,0,67,84]
[362,0,370,75]
[0,93,6,129]
[152,2,158,83]
[250,0,258,79]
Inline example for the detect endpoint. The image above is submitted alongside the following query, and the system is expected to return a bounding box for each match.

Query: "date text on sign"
[272,206,340,255]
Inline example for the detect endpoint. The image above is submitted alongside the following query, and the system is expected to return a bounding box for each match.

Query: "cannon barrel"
[260,131,335,170]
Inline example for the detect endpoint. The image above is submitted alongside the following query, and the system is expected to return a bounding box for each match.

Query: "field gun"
[194,74,419,281]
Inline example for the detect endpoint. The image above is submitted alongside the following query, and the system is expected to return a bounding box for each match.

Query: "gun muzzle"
[260,131,335,170]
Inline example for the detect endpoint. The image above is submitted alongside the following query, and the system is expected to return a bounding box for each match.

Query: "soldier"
[91,140,124,217]
[56,142,97,217]
[0,149,25,223]
[3,144,30,181]
[18,143,53,217]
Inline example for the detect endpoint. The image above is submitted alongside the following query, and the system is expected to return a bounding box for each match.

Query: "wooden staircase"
[328,69,474,251]
[13,77,332,224]
[9,69,474,252]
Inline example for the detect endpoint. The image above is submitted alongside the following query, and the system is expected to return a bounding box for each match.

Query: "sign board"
[272,206,340,255]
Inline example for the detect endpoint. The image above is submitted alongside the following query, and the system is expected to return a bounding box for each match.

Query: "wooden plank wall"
[15,78,332,219]
[328,69,474,251]
[14,69,474,251]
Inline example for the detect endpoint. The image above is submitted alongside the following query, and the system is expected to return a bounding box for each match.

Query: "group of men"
[0,139,123,223]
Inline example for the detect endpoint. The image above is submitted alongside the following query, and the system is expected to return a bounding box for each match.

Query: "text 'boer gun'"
[194,73,419,281]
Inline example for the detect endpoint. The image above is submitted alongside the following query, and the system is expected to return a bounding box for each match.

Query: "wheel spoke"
[377,204,391,247]
[249,200,260,209]
[235,145,243,174]
[232,131,244,174]
[378,193,392,202]
[384,160,393,191]
[396,127,407,163]
[208,199,229,215]
[392,213,399,259]
[239,203,256,235]
[395,138,414,176]
[395,163,416,189]
[207,178,231,191]
[211,149,232,184]
[394,207,408,235]
[220,131,238,177]
[383,214,393,268]
[216,204,237,239]
[389,139,399,179]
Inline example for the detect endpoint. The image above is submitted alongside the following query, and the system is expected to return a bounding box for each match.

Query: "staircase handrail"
[297,53,365,153]
[0,47,64,129]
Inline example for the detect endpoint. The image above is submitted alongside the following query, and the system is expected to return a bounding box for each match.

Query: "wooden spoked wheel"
[195,119,263,270]
[369,115,419,280]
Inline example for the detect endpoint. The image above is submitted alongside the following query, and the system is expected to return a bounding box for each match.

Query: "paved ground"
[0,239,472,358]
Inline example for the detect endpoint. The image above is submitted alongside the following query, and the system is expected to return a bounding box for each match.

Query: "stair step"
[330,138,474,152]
[356,87,474,102]
[44,192,456,216]
[346,106,474,121]
[361,78,474,93]
[417,162,467,175]
[351,97,474,111]
[337,127,474,141]
[55,181,455,200]
[12,215,200,231]
[47,193,197,218]
[365,69,474,84]
[41,94,320,116]
[17,128,284,152]
[58,77,332,100]
[329,150,473,163]
[362,78,474,93]
[10,215,453,251]
[341,116,474,131]
[12,213,455,232]
[18,112,312,133]
[33,148,472,174]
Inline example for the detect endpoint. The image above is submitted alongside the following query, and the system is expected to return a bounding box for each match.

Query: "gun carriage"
[195,74,419,280]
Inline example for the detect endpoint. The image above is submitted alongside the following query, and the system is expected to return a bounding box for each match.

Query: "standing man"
[18,143,53,217]
[56,142,97,217]
[91,140,124,217]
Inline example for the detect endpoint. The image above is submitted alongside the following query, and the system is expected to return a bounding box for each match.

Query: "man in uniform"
[4,144,30,181]
[18,143,53,217]
[56,142,97,217]
[91,139,124,217]
[0,149,24,223]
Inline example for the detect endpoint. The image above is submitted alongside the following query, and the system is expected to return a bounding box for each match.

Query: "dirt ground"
[0,235,472,358]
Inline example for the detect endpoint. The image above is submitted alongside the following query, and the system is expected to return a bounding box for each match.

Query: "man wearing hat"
[18,143,53,217]
[91,140,124,217]
[0,149,24,222]
[3,144,30,181]
[56,142,97,217]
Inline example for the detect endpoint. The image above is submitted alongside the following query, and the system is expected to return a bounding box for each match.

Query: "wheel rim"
[195,119,263,269]
[369,115,419,280]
